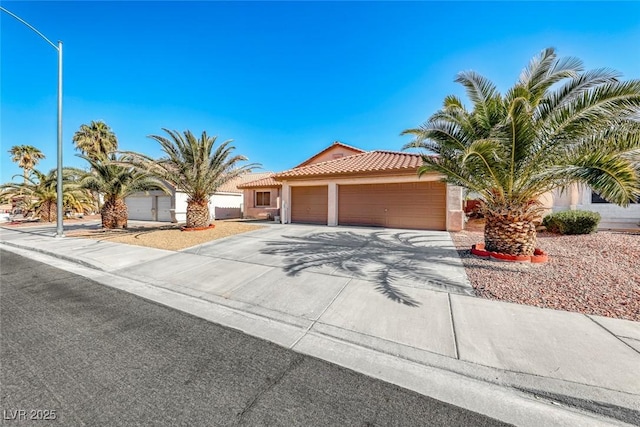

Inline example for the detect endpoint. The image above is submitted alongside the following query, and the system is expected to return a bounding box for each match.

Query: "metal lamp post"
[1,7,64,237]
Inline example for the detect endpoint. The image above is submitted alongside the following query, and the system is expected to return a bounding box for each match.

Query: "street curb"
[0,240,104,271]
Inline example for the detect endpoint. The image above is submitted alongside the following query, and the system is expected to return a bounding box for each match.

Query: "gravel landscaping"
[68,220,265,251]
[451,223,640,321]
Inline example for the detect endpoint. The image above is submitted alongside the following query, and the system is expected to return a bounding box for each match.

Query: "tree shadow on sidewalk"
[261,231,474,307]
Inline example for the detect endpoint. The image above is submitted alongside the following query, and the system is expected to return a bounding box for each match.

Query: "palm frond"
[402,47,640,213]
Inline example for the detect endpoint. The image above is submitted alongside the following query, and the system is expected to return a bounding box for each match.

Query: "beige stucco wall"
[298,145,362,166]
[279,174,464,231]
[243,187,282,219]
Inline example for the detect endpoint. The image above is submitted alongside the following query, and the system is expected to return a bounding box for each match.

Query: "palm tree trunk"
[38,200,56,222]
[101,197,128,229]
[484,214,537,255]
[186,199,210,228]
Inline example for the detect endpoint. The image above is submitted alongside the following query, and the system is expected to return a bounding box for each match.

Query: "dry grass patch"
[69,220,265,251]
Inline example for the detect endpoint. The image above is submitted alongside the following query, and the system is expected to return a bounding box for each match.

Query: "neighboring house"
[547,184,640,229]
[125,172,273,222]
[0,202,14,214]
[238,141,465,231]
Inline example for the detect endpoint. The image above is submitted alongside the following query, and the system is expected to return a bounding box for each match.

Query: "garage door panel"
[157,196,172,222]
[291,186,328,224]
[125,197,153,221]
[338,182,446,230]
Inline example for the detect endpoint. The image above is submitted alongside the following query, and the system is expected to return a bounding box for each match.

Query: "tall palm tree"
[0,168,94,222]
[122,129,258,228]
[402,48,640,256]
[72,120,118,160]
[79,154,166,229]
[8,145,45,183]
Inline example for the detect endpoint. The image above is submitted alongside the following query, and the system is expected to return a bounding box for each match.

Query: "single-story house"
[238,142,465,231]
[546,184,640,229]
[125,172,273,222]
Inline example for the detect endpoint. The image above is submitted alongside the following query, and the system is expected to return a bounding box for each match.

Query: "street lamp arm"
[0,6,59,50]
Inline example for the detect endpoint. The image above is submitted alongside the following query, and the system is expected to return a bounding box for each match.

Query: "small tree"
[0,168,93,222]
[402,48,640,255]
[73,120,120,213]
[79,154,166,229]
[122,129,258,228]
[8,145,46,183]
[72,120,118,160]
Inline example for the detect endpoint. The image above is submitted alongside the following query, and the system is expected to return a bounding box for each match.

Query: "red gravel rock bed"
[450,229,640,321]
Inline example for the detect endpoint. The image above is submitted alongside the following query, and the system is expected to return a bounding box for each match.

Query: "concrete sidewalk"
[1,223,639,426]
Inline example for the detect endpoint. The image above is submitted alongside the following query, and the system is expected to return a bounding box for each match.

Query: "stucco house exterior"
[125,172,273,222]
[238,142,465,231]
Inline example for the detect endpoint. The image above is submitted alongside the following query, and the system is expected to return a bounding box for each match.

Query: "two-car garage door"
[290,182,447,230]
[338,182,446,230]
[125,196,172,221]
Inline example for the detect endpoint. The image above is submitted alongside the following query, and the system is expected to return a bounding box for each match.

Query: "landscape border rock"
[180,224,216,232]
[471,243,549,263]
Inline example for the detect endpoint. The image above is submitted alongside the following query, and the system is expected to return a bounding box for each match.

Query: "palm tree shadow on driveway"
[261,230,475,307]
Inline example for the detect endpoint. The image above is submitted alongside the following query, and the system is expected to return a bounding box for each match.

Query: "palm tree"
[72,120,118,160]
[122,129,258,228]
[8,145,45,183]
[0,168,94,222]
[79,154,166,229]
[402,48,640,256]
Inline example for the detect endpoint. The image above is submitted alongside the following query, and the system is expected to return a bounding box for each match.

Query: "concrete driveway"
[191,223,471,301]
[115,223,471,309]
[112,222,473,359]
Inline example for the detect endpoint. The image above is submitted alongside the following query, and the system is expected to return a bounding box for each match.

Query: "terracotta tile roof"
[237,173,282,189]
[218,172,276,192]
[294,141,366,168]
[275,150,425,179]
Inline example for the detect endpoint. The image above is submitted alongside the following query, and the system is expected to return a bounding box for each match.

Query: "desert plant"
[72,120,118,160]
[8,145,46,183]
[121,129,258,229]
[79,154,166,229]
[0,168,94,222]
[403,47,640,255]
[542,210,601,235]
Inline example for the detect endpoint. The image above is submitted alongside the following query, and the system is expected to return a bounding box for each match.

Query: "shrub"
[542,210,601,235]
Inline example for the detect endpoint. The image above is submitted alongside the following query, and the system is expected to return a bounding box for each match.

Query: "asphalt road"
[0,249,510,426]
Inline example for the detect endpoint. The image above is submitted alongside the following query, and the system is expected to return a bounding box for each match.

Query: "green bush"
[542,210,601,235]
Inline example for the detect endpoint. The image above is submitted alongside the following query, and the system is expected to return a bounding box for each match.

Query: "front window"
[591,191,609,204]
[592,191,639,204]
[256,191,270,207]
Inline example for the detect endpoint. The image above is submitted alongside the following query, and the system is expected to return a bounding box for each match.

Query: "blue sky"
[2,1,639,183]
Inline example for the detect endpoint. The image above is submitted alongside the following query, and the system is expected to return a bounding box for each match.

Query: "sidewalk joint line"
[448,293,460,360]
[585,315,640,356]
[304,327,640,399]
[288,278,352,350]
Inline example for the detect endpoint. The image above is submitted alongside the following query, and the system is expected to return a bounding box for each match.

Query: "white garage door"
[126,197,153,221]
[157,196,172,222]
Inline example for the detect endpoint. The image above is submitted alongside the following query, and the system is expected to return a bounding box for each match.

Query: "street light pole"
[1,6,64,237]
[56,41,64,237]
